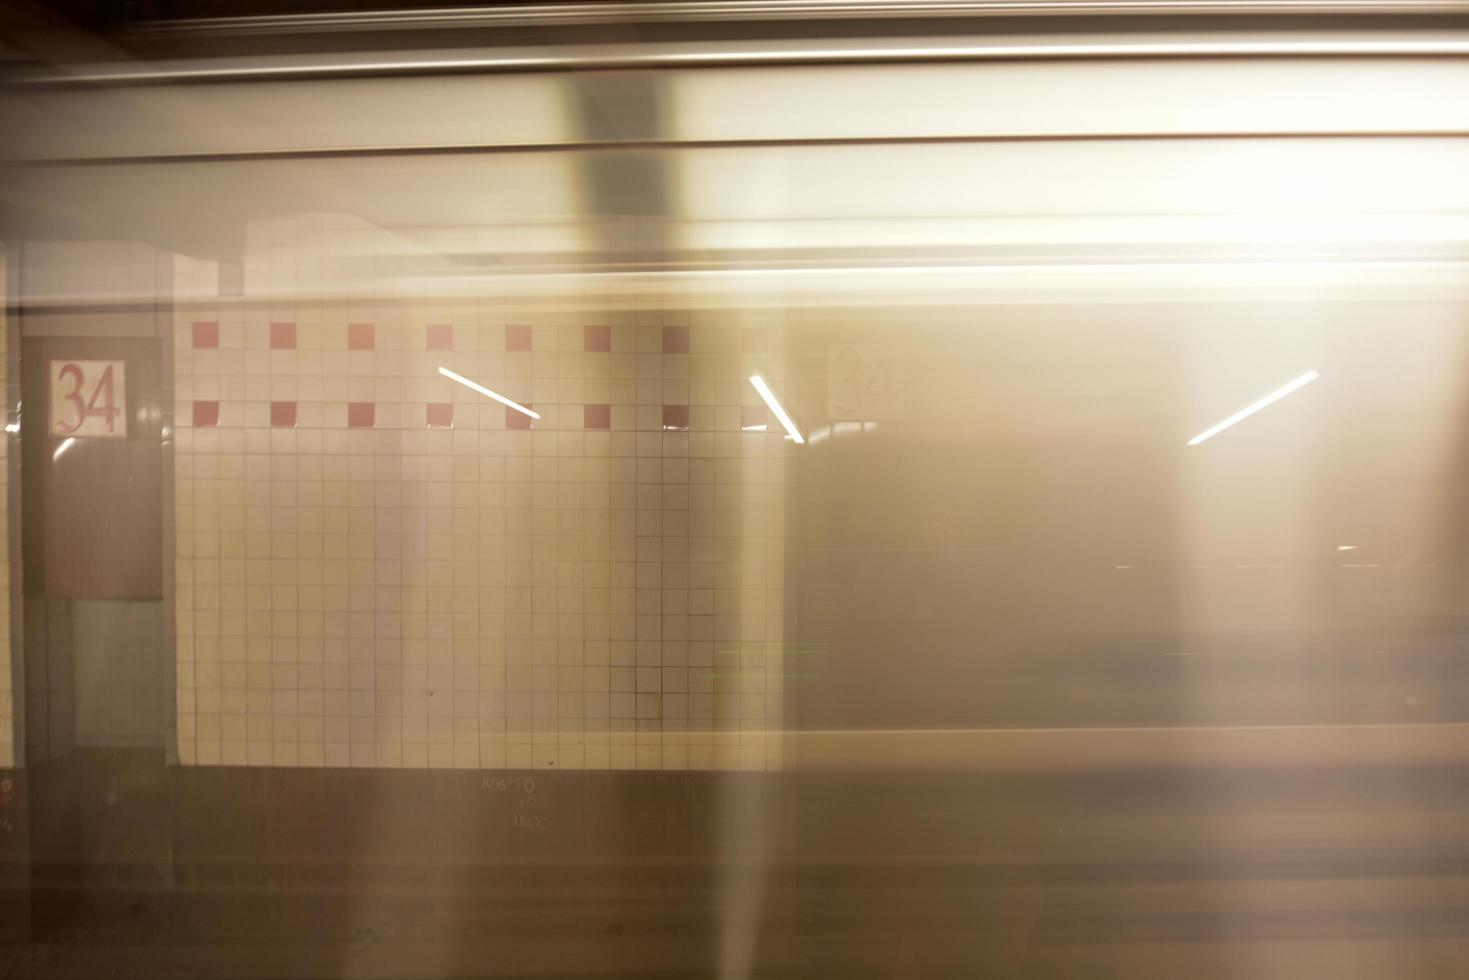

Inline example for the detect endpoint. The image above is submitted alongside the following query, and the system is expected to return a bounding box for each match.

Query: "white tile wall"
[174,251,787,770]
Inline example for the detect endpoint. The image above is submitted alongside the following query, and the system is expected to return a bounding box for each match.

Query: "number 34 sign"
[50,360,128,438]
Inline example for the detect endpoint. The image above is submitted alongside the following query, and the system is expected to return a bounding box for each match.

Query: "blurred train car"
[6,2,1469,977]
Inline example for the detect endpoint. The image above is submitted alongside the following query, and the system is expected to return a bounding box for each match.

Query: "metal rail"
[9,129,1469,169]
[17,33,1469,85]
[123,0,1469,37]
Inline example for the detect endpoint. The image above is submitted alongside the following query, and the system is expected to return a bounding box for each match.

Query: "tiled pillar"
[0,250,11,768]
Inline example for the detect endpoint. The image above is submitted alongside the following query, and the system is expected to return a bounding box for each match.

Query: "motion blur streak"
[8,1,1469,979]
[437,366,541,419]
[1187,370,1320,446]
[749,376,805,444]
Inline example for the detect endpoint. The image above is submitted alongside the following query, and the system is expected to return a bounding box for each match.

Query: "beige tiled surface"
[173,289,788,770]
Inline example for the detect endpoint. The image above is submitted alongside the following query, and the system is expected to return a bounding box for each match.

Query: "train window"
[6,8,1469,978]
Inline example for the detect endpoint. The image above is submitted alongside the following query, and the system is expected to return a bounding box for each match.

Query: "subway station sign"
[49,359,128,438]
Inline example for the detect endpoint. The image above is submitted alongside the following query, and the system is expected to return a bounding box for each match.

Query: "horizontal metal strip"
[10,128,1469,167]
[18,35,1469,85]
[791,722,1469,770]
[123,1,1469,37]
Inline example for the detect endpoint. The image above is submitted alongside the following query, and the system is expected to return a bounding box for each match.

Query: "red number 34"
[55,362,120,435]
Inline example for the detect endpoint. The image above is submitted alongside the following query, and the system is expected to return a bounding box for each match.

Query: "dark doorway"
[21,336,165,759]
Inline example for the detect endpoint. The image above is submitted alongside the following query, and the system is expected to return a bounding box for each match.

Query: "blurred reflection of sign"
[50,359,127,438]
[827,344,902,419]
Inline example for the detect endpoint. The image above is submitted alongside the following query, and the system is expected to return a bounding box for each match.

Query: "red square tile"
[741,327,767,354]
[741,405,768,430]
[348,402,375,428]
[663,326,689,354]
[348,323,375,350]
[191,321,219,349]
[584,324,611,352]
[505,324,532,351]
[270,401,297,427]
[506,405,533,430]
[583,404,611,430]
[270,322,297,349]
[426,323,453,350]
[426,403,453,428]
[192,401,219,427]
[662,404,689,431]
